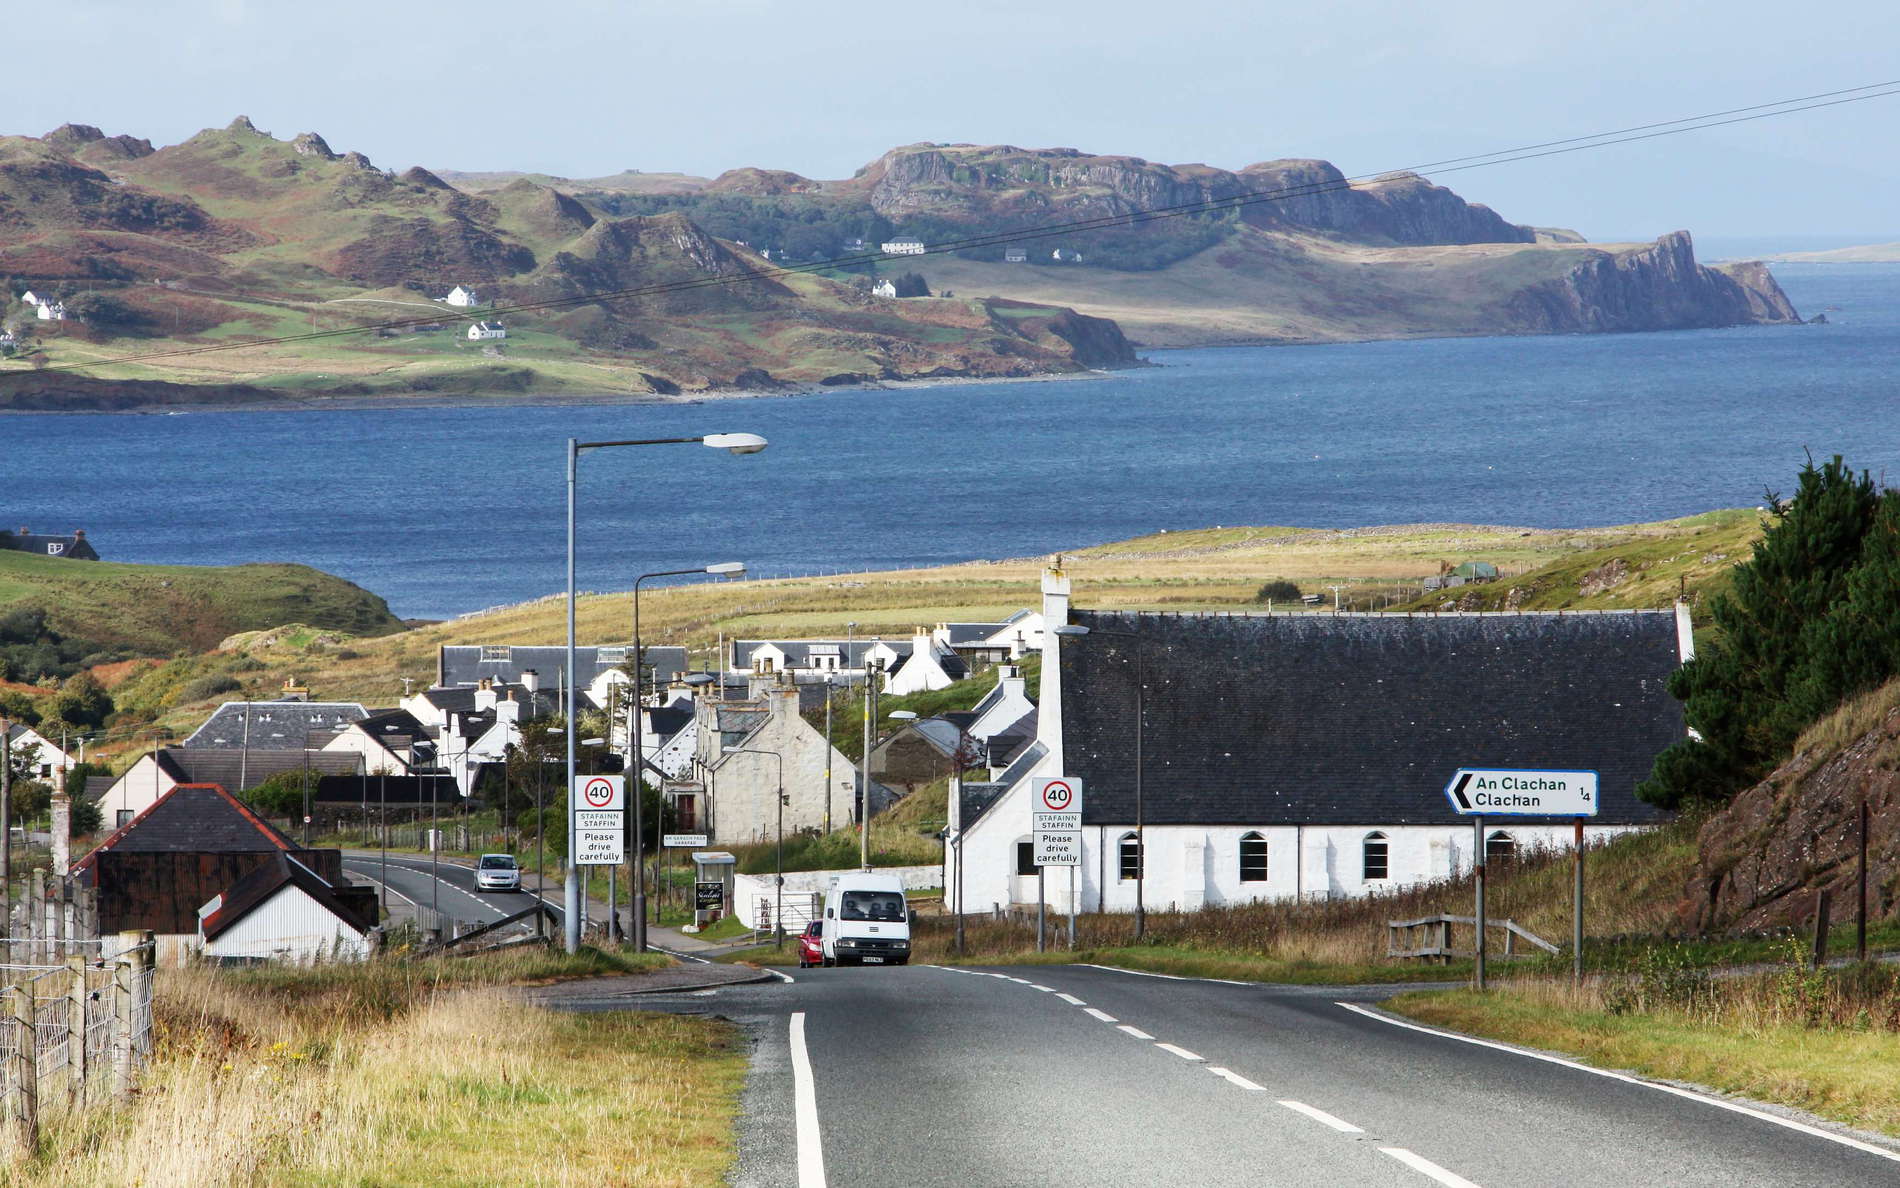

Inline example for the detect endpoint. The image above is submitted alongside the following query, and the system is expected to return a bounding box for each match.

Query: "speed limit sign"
[1033,777,1083,815]
[574,774,625,811]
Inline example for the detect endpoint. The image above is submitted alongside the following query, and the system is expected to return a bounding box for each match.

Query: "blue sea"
[5,263,1898,620]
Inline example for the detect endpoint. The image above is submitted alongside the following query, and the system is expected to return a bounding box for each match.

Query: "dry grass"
[10,952,740,1187]
[1390,953,1900,1138]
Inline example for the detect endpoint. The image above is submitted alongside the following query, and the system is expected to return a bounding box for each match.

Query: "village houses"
[466,320,506,341]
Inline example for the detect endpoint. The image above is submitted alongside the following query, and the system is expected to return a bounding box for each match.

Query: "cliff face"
[1504,231,1800,333]
[1680,695,1900,933]
[1235,161,1533,246]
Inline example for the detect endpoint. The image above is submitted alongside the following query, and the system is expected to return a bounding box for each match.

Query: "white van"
[820,873,913,966]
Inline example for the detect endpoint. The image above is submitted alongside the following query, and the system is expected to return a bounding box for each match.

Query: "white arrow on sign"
[1444,768,1599,817]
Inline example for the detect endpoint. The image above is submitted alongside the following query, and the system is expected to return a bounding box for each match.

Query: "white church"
[945,567,1693,916]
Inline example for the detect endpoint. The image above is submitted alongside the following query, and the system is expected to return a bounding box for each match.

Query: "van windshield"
[840,891,906,921]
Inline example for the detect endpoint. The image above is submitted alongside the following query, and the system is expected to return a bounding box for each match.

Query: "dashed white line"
[1337,1001,1900,1167]
[1277,1100,1364,1133]
[1079,963,1249,985]
[1208,1067,1266,1091]
[1056,993,1087,1006]
[1030,984,1055,992]
[1004,976,1032,984]
[1083,1007,1118,1023]
[1154,1043,1204,1062]
[1379,1147,1481,1188]
[789,1013,827,1188]
[1117,1024,1155,1040]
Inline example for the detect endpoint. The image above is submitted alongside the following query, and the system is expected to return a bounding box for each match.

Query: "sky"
[18,1,1900,242]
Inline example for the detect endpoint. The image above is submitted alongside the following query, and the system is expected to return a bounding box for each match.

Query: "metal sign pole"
[1573,818,1585,985]
[1067,865,1076,950]
[1037,867,1046,953]
[1474,815,1487,992]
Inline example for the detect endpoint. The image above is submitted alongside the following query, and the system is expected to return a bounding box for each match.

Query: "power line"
[21,81,1900,375]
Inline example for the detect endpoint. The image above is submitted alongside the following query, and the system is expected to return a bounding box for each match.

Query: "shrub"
[176,673,242,703]
[1254,580,1302,603]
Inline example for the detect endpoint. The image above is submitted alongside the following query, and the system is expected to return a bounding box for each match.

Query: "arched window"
[1362,831,1389,881]
[1118,831,1142,881]
[1239,832,1268,882]
[1486,830,1516,866]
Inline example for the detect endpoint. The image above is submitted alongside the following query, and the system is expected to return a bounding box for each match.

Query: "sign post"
[1032,778,1083,950]
[1444,767,1599,990]
[573,775,626,868]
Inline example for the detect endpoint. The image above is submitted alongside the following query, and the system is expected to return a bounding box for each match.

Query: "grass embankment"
[17,948,740,1187]
[729,779,949,874]
[1388,953,1900,1140]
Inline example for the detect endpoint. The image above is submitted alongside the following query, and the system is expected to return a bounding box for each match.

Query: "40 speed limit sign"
[574,774,625,811]
[1033,777,1082,814]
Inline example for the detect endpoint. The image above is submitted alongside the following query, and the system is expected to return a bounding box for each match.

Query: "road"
[340,852,552,936]
[565,962,1900,1188]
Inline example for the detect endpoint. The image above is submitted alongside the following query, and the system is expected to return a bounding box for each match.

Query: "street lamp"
[627,561,745,954]
[563,430,767,954]
[1053,622,1149,941]
[722,745,785,947]
[888,708,966,955]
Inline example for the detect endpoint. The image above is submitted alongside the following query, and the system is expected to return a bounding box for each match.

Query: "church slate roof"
[436,645,686,690]
[183,701,371,750]
[1059,610,1684,828]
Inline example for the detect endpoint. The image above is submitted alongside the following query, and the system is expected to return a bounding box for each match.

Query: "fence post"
[1811,888,1833,971]
[111,958,137,1102]
[66,956,86,1110]
[5,983,37,1155]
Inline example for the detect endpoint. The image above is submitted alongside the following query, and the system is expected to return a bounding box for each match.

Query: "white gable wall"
[200,884,370,962]
[100,754,177,829]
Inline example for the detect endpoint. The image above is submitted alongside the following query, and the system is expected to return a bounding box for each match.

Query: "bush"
[1255,580,1302,603]
[176,673,242,703]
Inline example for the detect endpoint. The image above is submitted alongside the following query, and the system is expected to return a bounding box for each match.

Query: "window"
[1362,832,1389,881]
[1118,832,1142,881]
[1015,841,1038,875]
[116,810,133,828]
[480,645,510,661]
[674,794,698,832]
[1239,832,1268,882]
[756,656,775,674]
[1486,830,1516,866]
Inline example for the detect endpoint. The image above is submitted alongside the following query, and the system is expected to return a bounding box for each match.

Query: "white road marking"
[1155,1043,1204,1062]
[1083,1007,1118,1023]
[789,1012,827,1188]
[768,969,795,984]
[1056,993,1087,1006]
[1379,1147,1481,1188]
[1337,1002,1900,1166]
[1030,984,1055,992]
[1079,962,1248,985]
[1117,1025,1155,1040]
[1004,976,1032,984]
[1209,1067,1266,1091]
[1277,1099,1364,1133]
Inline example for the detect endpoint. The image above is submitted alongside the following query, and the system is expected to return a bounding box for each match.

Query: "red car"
[797,921,825,968]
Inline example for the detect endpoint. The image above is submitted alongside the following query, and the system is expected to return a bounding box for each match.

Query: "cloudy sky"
[20,1,1900,241]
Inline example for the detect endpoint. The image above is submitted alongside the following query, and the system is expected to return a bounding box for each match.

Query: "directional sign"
[663,833,709,848]
[574,774,625,811]
[1032,812,1081,866]
[1444,768,1599,817]
[1033,777,1083,815]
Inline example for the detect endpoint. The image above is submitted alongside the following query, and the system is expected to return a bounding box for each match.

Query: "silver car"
[475,853,521,891]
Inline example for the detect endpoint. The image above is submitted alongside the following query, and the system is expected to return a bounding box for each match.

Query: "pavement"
[563,961,1900,1188]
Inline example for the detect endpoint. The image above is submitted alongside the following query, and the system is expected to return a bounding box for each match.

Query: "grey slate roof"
[183,702,371,750]
[437,645,686,690]
[731,639,913,668]
[1060,610,1683,828]
[76,783,297,867]
[963,740,1047,828]
[149,748,365,792]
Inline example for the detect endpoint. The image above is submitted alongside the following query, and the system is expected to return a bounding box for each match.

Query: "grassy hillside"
[0,548,403,668]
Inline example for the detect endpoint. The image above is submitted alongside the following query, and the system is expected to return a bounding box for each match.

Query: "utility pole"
[0,715,10,938]
[822,676,834,834]
[860,658,880,870]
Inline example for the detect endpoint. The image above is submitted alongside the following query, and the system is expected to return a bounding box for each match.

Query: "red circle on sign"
[1040,781,1073,811]
[582,778,616,808]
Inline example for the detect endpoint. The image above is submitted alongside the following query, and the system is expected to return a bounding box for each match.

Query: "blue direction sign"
[1444,768,1599,817]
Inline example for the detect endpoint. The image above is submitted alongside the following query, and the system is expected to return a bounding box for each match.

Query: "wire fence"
[0,934,155,1156]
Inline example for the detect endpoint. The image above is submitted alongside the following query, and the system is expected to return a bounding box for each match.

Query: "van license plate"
[863,956,884,964]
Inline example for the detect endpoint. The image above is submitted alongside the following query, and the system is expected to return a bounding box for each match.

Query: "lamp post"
[859,657,882,871]
[1053,623,1148,940]
[628,562,745,953]
[563,431,767,954]
[722,745,784,947]
[888,708,966,954]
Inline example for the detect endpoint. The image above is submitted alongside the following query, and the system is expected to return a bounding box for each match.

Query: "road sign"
[1033,777,1083,815]
[695,881,725,911]
[1032,811,1081,866]
[1444,768,1599,817]
[574,774,625,811]
[575,808,625,864]
[663,833,709,848]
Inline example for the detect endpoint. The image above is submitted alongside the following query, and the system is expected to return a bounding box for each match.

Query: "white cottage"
[467,320,506,340]
[198,852,373,963]
[881,236,926,256]
[444,285,480,307]
[872,279,898,298]
[946,569,1694,917]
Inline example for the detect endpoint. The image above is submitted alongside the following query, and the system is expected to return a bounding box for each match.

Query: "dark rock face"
[1681,705,1900,933]
[1236,161,1534,246]
[1505,232,1799,332]
[1039,308,1140,368]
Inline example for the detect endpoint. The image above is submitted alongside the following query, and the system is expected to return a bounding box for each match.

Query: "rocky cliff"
[1503,232,1799,333]
[1679,688,1900,933]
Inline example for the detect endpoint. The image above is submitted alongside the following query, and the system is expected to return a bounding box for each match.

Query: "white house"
[33,298,67,321]
[686,678,861,845]
[317,709,434,776]
[97,747,366,830]
[934,609,1044,664]
[946,568,1694,918]
[1004,246,1028,263]
[881,236,926,256]
[444,285,480,307]
[18,290,39,307]
[197,853,373,963]
[467,320,506,341]
[872,279,898,298]
[730,634,968,692]
[3,723,78,780]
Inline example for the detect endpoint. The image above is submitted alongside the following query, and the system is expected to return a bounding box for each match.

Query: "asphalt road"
[340,852,549,935]
[588,962,1900,1188]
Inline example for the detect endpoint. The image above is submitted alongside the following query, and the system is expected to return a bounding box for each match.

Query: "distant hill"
[1755,241,1900,263]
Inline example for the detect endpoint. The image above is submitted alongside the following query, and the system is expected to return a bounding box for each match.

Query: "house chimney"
[520,668,539,693]
[72,529,85,539]
[475,682,497,712]
[496,694,521,727]
[1038,563,1071,772]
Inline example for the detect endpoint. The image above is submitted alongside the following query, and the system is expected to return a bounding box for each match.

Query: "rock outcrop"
[1504,232,1799,333]
[1680,695,1900,933]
